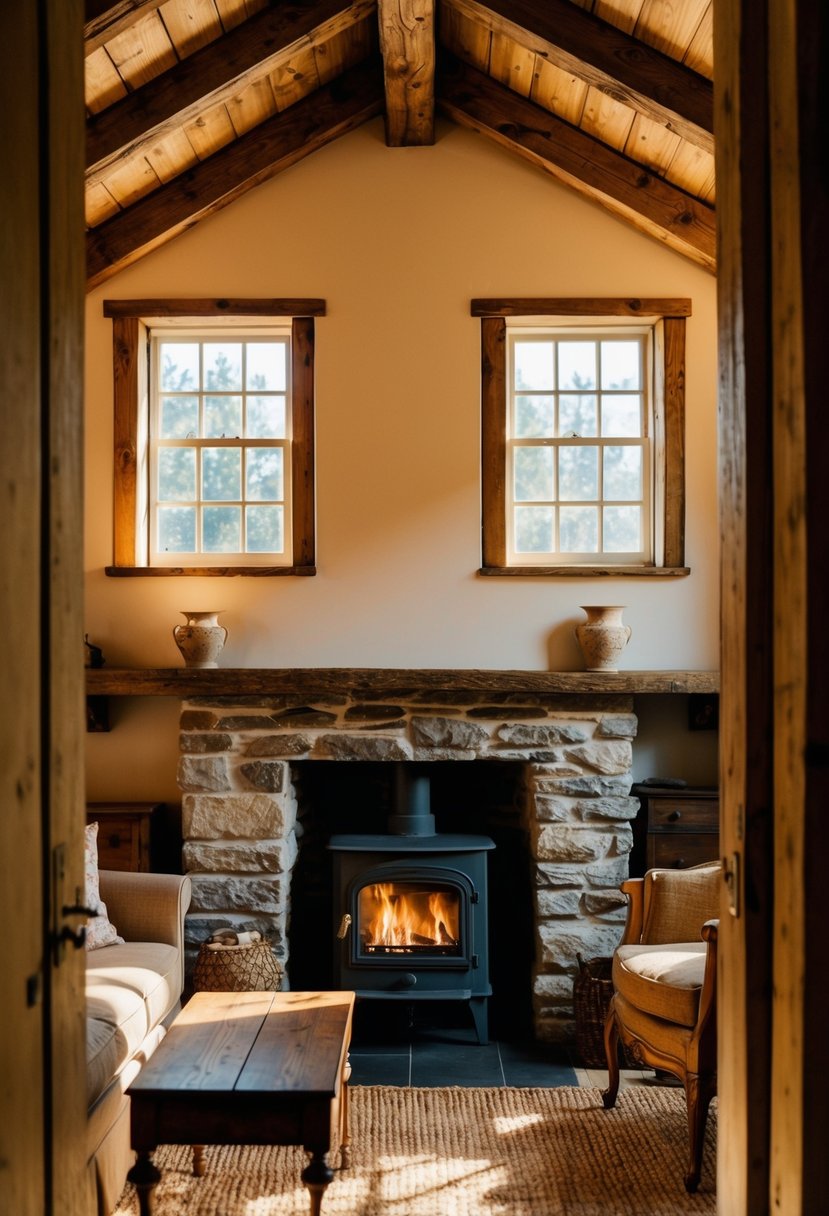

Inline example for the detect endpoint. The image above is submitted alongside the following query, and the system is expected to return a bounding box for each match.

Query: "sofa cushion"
[613,942,707,1028]
[87,942,181,1030]
[87,1016,127,1108]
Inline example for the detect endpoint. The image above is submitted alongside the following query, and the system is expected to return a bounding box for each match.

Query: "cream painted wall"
[84,118,719,802]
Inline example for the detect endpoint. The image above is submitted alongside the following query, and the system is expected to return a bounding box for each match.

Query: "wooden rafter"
[84,0,167,55]
[377,0,435,145]
[439,54,715,271]
[86,0,375,186]
[87,61,384,289]
[444,0,714,154]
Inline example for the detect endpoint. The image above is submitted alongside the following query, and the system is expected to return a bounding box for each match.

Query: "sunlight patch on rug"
[112,1085,716,1216]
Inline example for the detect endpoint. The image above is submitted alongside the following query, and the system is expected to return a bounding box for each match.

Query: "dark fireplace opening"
[287,761,534,1041]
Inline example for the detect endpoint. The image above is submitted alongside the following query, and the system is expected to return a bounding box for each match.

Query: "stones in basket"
[193,929,283,993]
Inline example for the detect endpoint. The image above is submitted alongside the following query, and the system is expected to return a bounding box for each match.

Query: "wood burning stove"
[328,767,495,1043]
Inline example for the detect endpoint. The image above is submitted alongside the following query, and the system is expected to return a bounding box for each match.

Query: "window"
[104,299,323,576]
[476,298,691,576]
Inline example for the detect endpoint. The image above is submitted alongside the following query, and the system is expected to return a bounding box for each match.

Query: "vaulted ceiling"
[84,0,715,289]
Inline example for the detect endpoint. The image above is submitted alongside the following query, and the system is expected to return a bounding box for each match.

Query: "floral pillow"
[84,822,124,950]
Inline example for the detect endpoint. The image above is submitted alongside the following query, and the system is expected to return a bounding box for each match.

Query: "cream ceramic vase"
[173,611,228,668]
[575,605,632,672]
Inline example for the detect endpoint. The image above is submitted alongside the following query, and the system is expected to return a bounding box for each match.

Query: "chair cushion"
[642,863,721,944]
[86,1016,126,1107]
[613,941,707,1027]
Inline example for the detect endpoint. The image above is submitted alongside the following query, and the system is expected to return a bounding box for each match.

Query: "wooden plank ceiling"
[85,0,715,287]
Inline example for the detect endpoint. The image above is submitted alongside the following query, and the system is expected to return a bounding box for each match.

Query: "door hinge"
[723,851,741,918]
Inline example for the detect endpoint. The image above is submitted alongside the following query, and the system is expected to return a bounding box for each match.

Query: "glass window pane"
[514,505,553,553]
[601,340,641,389]
[559,395,597,437]
[246,505,283,553]
[204,342,242,391]
[203,447,241,501]
[558,446,598,500]
[559,505,598,552]
[604,505,642,551]
[514,341,554,390]
[158,447,196,501]
[204,395,242,438]
[515,395,554,438]
[603,446,642,500]
[203,506,241,552]
[160,342,199,391]
[514,447,554,501]
[159,395,198,438]
[247,395,285,438]
[558,341,596,390]
[157,506,195,552]
[246,342,286,391]
[601,394,642,437]
[246,448,283,501]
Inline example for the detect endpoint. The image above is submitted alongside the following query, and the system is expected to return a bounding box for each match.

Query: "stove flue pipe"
[388,764,437,836]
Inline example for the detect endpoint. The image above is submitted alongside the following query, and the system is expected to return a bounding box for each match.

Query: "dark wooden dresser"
[86,802,163,872]
[630,784,720,875]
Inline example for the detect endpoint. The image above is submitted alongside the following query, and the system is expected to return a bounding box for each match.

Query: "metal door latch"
[336,914,352,939]
[723,852,741,918]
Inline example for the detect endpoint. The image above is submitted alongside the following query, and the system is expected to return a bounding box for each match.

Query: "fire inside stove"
[358,881,461,956]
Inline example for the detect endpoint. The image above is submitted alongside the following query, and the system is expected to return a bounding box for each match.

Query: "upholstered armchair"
[602,862,720,1192]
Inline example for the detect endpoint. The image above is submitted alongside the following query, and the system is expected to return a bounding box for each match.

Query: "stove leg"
[470,997,489,1045]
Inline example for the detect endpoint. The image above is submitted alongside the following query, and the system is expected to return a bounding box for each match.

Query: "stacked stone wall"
[178,692,639,1042]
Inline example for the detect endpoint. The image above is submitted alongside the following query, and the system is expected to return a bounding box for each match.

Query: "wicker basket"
[573,954,628,1068]
[193,939,283,993]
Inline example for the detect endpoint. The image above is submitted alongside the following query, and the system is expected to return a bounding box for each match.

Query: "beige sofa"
[85,870,191,1214]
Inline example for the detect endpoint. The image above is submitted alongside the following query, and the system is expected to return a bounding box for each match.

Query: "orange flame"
[359,882,459,948]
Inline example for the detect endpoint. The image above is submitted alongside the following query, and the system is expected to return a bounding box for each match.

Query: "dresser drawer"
[648,833,720,871]
[86,803,162,872]
[648,797,719,831]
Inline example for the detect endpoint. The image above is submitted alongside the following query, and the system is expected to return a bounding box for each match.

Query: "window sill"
[105,565,316,577]
[479,565,691,578]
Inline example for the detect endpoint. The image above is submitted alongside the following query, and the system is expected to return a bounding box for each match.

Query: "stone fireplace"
[178,684,639,1043]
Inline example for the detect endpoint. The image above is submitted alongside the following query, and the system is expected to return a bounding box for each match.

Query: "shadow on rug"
[113,1085,716,1215]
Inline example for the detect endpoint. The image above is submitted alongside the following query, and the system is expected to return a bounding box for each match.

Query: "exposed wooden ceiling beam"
[377,0,435,145]
[86,61,384,290]
[439,54,715,272]
[444,0,714,154]
[84,0,167,55]
[86,0,375,186]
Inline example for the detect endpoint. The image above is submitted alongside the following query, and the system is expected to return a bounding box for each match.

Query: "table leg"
[301,1150,334,1216]
[339,1056,352,1169]
[192,1144,206,1177]
[127,1149,161,1216]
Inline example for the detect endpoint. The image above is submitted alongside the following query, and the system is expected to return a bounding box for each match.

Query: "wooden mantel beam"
[439,54,716,272]
[86,0,375,187]
[444,0,714,154]
[377,0,435,145]
[86,61,384,289]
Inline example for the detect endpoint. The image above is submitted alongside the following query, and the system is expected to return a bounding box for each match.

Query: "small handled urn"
[173,611,228,668]
[575,605,632,672]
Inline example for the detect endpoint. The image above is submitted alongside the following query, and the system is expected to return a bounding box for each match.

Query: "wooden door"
[716,0,829,1212]
[0,4,89,1214]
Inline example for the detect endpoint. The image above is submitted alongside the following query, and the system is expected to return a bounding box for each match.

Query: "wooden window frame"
[474,298,691,577]
[103,298,323,576]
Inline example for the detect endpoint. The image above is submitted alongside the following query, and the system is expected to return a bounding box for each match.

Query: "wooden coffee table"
[126,990,355,1216]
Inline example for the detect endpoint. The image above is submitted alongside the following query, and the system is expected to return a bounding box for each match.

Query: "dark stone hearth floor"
[347,1003,578,1089]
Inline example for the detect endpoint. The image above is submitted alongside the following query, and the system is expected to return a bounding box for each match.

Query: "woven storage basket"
[193,940,283,993]
[573,954,629,1068]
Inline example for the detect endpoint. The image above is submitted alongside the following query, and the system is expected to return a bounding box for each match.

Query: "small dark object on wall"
[688,693,719,731]
[84,634,105,668]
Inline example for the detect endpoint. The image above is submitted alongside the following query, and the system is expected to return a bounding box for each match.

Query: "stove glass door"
[357,880,462,957]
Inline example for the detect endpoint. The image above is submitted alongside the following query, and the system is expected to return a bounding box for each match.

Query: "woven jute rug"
[112,1085,716,1215]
